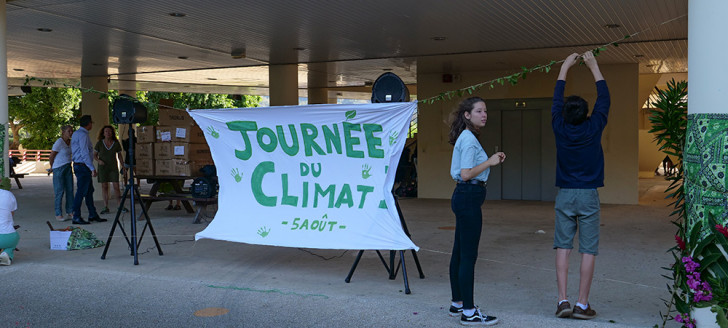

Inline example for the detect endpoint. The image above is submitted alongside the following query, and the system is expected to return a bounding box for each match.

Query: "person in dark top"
[551,51,609,320]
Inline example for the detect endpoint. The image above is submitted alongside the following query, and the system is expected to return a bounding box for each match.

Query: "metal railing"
[8,149,53,162]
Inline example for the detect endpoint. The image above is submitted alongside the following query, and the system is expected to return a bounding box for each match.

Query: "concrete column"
[81,76,109,200]
[269,64,298,106]
[307,65,331,104]
[0,2,8,177]
[307,88,329,105]
[685,0,728,235]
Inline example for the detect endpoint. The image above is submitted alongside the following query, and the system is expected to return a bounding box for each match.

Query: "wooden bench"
[139,194,217,224]
[9,172,29,189]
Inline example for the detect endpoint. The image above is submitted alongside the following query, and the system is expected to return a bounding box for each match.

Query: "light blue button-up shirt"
[70,126,95,172]
[450,129,489,182]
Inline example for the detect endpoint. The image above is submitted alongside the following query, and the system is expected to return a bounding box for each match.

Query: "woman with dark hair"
[94,125,126,214]
[447,96,506,326]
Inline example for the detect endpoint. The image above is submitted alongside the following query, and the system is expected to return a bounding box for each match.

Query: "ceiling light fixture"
[231,49,246,59]
[13,68,24,72]
[293,47,306,51]
[633,54,644,58]
[207,78,217,80]
[37,28,52,32]
[603,23,621,29]
[382,68,393,71]
[169,13,186,17]
[177,56,188,60]
[431,36,447,41]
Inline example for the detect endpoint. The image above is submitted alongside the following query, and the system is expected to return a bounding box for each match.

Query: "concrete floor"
[1,175,680,327]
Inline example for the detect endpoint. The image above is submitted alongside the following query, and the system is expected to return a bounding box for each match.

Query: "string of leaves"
[418,14,687,105]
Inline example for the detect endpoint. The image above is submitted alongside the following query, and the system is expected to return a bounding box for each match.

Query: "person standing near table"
[48,125,74,222]
[71,115,106,225]
[447,96,506,326]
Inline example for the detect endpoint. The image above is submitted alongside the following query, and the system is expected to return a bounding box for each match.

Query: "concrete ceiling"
[6,0,688,97]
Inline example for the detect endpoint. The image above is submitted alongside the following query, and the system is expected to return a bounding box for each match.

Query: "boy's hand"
[563,53,580,69]
[583,51,598,70]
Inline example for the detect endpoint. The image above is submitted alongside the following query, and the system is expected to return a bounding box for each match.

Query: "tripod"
[101,124,163,264]
[344,195,425,294]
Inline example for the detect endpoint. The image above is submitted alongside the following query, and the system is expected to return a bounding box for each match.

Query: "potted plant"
[651,79,728,328]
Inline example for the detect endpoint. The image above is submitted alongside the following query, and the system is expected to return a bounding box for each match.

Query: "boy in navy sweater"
[552,51,609,320]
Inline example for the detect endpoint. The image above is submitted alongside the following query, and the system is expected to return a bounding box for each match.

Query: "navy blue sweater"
[552,80,610,188]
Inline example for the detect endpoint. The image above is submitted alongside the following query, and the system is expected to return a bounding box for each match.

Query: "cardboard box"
[171,159,214,177]
[155,159,173,176]
[155,126,174,142]
[173,125,207,144]
[156,125,206,144]
[158,107,195,126]
[135,158,154,176]
[50,230,71,250]
[137,126,155,143]
[171,142,212,161]
[136,143,154,159]
[154,143,172,159]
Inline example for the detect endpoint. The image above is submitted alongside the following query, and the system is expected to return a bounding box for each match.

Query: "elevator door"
[501,110,542,200]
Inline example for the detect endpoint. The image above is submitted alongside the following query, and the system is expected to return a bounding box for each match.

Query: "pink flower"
[682,257,700,273]
[675,235,686,250]
[716,224,728,238]
[676,312,696,327]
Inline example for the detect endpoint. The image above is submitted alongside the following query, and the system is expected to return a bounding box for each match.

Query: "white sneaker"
[56,215,66,222]
[0,252,11,266]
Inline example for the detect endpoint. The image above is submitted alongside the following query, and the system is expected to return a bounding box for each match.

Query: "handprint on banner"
[207,126,220,139]
[257,226,270,238]
[231,168,242,182]
[362,164,372,179]
[389,130,399,146]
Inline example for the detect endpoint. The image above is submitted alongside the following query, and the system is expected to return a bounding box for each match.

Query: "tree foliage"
[8,87,81,149]
[10,86,262,150]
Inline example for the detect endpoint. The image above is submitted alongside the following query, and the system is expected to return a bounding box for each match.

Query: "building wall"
[417,62,639,204]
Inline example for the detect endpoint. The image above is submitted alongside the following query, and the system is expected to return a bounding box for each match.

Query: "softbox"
[371,72,410,103]
[112,95,148,124]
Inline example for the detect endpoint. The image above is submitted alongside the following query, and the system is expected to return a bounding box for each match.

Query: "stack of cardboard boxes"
[134,107,213,177]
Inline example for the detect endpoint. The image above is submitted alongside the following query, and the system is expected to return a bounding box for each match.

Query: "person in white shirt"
[48,125,74,221]
[0,177,19,266]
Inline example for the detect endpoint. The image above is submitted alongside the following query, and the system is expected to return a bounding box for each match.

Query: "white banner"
[190,102,418,250]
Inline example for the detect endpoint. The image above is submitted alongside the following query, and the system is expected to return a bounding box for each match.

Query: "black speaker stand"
[344,195,424,294]
[101,124,162,264]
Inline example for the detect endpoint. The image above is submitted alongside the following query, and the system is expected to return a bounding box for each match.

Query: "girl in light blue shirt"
[446,96,506,326]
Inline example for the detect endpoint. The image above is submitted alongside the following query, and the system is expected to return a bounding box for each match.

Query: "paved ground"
[1,175,679,327]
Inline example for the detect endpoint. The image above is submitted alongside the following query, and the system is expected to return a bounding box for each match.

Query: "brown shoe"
[555,301,572,318]
[572,304,597,320]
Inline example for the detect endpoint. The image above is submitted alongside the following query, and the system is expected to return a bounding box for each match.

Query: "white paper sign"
[173,145,185,156]
[189,102,418,250]
[160,131,172,142]
[175,127,187,138]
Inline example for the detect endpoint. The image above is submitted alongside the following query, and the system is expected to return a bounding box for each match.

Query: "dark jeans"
[449,183,487,309]
[72,164,98,219]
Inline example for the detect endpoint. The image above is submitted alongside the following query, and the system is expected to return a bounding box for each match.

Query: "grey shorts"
[553,188,600,255]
